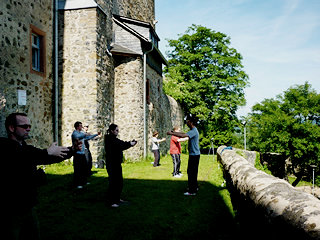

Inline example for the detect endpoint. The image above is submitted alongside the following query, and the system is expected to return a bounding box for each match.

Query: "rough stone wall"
[58,0,157,162]
[113,59,184,160]
[0,0,183,162]
[59,8,98,145]
[113,56,144,160]
[0,0,54,148]
[167,95,185,131]
[58,7,114,161]
[217,146,320,239]
[95,8,115,161]
[147,65,184,155]
[111,0,155,24]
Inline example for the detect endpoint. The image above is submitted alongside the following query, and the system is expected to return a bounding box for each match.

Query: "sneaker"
[173,174,181,178]
[111,203,120,208]
[76,185,84,189]
[184,192,196,196]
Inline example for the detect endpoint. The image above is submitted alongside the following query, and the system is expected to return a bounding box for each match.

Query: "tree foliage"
[248,82,320,185]
[164,25,249,149]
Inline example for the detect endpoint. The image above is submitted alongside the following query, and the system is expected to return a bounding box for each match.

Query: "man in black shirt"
[104,123,137,207]
[1,113,79,239]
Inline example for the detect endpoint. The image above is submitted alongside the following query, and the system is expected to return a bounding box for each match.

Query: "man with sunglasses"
[1,112,80,240]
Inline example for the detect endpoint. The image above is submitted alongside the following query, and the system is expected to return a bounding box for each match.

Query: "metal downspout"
[143,43,154,158]
[54,0,59,142]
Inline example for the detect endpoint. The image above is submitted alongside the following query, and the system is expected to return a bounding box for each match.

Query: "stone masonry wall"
[113,56,145,160]
[0,0,54,148]
[217,146,320,239]
[95,8,115,161]
[147,65,184,155]
[58,0,157,162]
[111,0,155,25]
[0,0,183,163]
[95,0,155,26]
[113,57,184,161]
[58,7,114,161]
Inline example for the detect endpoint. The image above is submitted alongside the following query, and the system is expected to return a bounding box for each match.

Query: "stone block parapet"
[217,146,320,239]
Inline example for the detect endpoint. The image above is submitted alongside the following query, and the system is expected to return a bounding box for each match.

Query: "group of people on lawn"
[1,112,200,239]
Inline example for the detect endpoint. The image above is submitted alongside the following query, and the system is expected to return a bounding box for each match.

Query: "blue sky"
[155,0,320,117]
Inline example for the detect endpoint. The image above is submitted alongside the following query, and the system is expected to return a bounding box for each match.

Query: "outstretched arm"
[178,137,189,142]
[167,131,188,138]
[47,142,70,158]
[34,141,82,165]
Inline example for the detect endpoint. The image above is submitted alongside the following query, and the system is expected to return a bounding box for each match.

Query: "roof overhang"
[58,0,98,10]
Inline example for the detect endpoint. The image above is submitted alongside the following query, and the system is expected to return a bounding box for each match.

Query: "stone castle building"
[0,0,184,161]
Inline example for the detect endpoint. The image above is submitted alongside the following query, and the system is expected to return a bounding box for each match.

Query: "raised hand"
[47,142,70,158]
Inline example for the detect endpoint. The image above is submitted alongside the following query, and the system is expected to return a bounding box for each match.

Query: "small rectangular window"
[32,34,41,71]
[30,25,46,76]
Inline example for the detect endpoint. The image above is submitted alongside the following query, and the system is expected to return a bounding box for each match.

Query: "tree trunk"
[292,172,303,187]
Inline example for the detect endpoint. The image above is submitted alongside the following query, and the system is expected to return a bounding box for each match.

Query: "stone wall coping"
[217,146,320,239]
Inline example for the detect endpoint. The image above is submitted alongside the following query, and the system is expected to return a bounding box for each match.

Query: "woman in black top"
[104,124,137,207]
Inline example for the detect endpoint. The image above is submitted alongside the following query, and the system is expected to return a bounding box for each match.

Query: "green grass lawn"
[38,154,237,240]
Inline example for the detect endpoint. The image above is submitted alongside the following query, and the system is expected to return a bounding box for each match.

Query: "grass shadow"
[38,170,237,240]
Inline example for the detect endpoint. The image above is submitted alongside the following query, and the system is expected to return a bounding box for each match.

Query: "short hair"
[5,113,28,133]
[107,123,118,135]
[186,115,198,125]
[173,126,180,131]
[74,121,82,129]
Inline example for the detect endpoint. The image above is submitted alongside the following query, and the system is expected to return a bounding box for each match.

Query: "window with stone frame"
[30,25,46,76]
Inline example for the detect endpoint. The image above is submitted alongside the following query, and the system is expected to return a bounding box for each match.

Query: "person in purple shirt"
[71,121,100,189]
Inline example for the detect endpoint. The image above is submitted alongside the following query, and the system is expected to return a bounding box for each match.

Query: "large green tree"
[248,82,320,186]
[164,25,249,149]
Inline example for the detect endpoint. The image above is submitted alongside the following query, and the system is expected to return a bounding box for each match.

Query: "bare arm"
[178,137,189,142]
[167,131,189,138]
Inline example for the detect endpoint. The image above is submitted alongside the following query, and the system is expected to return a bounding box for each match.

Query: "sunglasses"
[16,124,32,129]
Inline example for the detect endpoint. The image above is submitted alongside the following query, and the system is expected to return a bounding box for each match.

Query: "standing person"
[167,116,200,196]
[170,126,188,178]
[71,121,100,189]
[151,131,166,167]
[83,123,96,176]
[104,124,137,208]
[1,113,79,240]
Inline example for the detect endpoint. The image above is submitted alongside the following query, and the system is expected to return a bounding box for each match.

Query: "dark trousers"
[85,149,93,176]
[187,155,200,193]
[4,207,40,240]
[73,154,88,186]
[152,149,160,167]
[106,164,123,204]
[171,154,181,176]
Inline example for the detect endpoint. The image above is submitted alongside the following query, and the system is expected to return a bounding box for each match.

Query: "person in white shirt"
[151,131,166,167]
